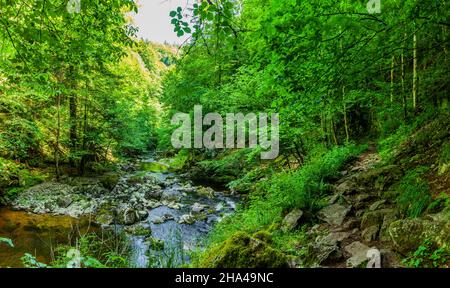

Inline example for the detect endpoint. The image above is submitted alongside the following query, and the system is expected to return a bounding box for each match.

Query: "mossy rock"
[199,231,289,268]
[99,173,120,190]
[354,165,403,192]
[125,224,152,236]
[95,203,116,225]
[388,218,450,255]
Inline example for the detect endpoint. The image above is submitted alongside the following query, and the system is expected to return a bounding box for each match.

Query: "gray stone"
[345,241,371,268]
[178,214,195,225]
[369,200,386,211]
[56,196,73,208]
[192,202,207,213]
[318,204,351,226]
[343,219,360,230]
[281,209,304,232]
[361,225,379,243]
[360,209,393,230]
[161,189,182,202]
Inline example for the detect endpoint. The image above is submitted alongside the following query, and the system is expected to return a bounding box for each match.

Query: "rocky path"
[285,145,449,268]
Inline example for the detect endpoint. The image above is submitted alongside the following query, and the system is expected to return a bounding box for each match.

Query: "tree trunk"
[55,93,61,181]
[343,86,349,143]
[79,95,88,176]
[401,34,407,120]
[331,116,338,146]
[69,94,77,167]
[413,31,418,111]
[390,55,395,103]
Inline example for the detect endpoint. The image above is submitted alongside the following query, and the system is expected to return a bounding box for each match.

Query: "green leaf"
[0,237,14,247]
[169,11,177,17]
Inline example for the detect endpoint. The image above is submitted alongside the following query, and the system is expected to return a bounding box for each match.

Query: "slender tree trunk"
[69,94,77,167]
[343,86,349,143]
[390,55,395,103]
[79,95,88,175]
[55,93,61,181]
[331,117,338,146]
[413,31,418,112]
[401,35,407,120]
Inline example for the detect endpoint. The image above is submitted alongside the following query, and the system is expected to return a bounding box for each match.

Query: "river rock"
[197,187,215,198]
[161,200,182,210]
[151,214,174,224]
[178,214,195,225]
[116,207,147,225]
[192,202,207,213]
[281,209,304,232]
[144,186,163,199]
[125,224,151,236]
[161,189,182,202]
[318,204,351,226]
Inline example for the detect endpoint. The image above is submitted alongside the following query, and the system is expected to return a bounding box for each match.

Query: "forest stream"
[0,159,238,268]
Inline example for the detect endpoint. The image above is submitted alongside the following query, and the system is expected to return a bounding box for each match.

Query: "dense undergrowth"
[190,144,366,266]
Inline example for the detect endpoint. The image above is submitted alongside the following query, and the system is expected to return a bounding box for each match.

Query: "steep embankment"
[194,113,450,268]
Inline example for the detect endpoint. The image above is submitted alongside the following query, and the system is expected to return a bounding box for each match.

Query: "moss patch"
[199,231,288,268]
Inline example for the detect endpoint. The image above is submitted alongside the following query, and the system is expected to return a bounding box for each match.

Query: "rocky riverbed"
[0,159,238,268]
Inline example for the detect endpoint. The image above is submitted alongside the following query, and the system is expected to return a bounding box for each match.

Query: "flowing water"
[0,159,237,268]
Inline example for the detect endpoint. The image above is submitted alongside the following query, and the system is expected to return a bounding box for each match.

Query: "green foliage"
[396,167,432,218]
[439,142,450,175]
[427,193,450,214]
[21,253,48,268]
[51,232,131,268]
[198,231,288,268]
[0,237,14,248]
[199,144,364,261]
[403,239,450,268]
[0,157,47,203]
[0,1,174,175]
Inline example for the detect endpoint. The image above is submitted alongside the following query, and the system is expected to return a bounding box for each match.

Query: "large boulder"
[318,204,351,226]
[200,232,288,268]
[388,218,450,255]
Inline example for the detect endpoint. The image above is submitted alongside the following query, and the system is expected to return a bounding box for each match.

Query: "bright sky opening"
[132,0,193,45]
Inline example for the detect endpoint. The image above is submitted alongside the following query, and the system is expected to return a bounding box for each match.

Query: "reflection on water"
[0,208,98,268]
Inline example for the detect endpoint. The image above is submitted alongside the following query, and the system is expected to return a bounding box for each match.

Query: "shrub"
[396,167,432,218]
[403,239,450,268]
